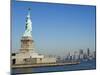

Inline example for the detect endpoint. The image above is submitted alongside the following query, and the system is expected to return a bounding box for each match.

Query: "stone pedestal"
[20,36,34,53]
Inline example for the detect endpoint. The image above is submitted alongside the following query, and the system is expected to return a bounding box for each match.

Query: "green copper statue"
[23,8,32,37]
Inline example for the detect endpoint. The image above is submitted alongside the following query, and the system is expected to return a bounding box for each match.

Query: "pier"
[12,61,80,68]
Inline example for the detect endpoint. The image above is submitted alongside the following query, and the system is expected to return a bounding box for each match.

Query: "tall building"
[79,49,83,55]
[87,48,90,57]
[12,8,56,65]
[73,51,79,60]
[79,49,84,60]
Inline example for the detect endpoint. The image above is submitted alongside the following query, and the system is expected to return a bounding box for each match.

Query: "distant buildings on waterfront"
[57,48,96,63]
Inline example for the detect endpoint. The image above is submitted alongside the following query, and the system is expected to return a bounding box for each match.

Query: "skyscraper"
[87,48,90,57]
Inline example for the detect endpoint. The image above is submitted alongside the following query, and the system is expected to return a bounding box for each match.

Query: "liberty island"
[11,8,57,65]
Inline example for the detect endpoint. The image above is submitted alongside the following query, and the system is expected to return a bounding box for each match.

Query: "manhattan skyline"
[11,0,96,56]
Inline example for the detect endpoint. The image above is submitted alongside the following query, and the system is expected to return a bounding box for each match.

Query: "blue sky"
[12,0,96,56]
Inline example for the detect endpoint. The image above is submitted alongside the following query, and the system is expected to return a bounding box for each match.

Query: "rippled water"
[12,59,96,74]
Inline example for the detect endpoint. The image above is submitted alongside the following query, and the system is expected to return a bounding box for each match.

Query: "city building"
[79,49,84,59]
[87,48,90,57]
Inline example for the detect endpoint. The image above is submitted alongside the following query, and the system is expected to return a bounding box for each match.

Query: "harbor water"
[12,59,96,74]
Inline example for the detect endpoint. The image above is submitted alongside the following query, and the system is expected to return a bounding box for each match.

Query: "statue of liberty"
[23,8,32,37]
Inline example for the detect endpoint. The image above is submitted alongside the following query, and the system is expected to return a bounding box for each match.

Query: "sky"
[11,0,96,56]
